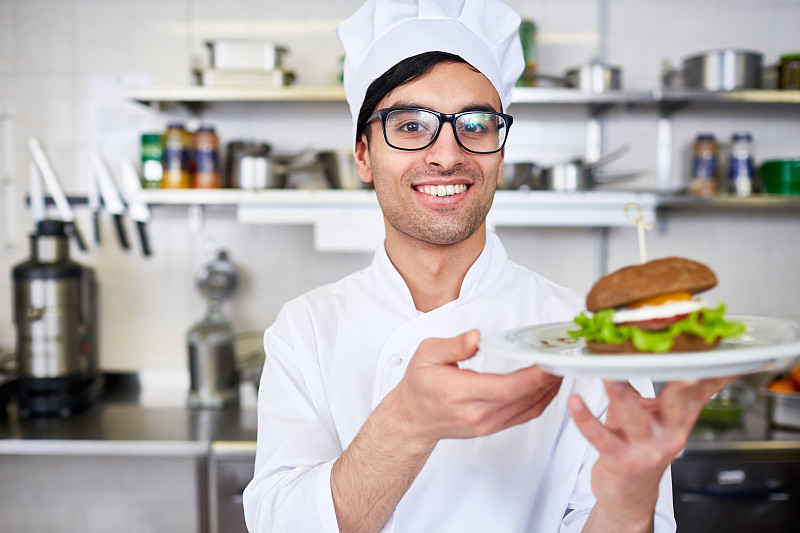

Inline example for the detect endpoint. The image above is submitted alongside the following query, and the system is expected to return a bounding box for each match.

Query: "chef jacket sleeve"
[242,316,342,533]
[559,377,677,533]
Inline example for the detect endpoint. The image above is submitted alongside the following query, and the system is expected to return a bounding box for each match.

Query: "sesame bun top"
[586,257,718,312]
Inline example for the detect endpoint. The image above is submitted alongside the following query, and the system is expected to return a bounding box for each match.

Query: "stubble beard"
[374,164,496,246]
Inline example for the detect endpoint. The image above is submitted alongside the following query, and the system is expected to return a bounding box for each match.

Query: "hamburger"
[568,257,745,353]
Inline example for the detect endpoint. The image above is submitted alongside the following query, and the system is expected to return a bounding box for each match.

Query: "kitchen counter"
[0,373,258,456]
[0,373,797,454]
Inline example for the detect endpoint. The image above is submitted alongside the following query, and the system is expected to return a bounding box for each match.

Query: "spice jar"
[140,133,163,189]
[161,123,192,188]
[727,132,755,197]
[690,133,719,196]
[778,53,800,90]
[193,125,222,188]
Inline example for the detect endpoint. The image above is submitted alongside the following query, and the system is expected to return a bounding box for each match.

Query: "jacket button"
[389,355,403,366]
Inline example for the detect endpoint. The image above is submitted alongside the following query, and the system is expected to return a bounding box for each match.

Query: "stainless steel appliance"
[209,442,255,533]
[188,251,240,409]
[683,49,764,91]
[672,448,800,533]
[12,219,101,417]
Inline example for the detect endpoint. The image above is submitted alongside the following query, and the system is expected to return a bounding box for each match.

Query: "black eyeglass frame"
[366,107,514,154]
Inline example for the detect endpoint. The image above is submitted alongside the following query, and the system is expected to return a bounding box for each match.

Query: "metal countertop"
[0,373,797,456]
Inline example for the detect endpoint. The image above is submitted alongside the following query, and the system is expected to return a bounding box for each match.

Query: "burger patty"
[587,334,721,354]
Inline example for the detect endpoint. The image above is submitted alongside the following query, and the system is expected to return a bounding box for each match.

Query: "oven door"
[672,447,800,533]
[209,442,256,533]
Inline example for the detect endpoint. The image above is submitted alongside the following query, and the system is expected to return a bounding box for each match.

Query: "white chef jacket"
[243,231,676,533]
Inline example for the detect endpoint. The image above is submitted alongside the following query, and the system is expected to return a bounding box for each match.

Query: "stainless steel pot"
[540,145,641,191]
[565,62,622,93]
[526,62,622,93]
[683,49,763,91]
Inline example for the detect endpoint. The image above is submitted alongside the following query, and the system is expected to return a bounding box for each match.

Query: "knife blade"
[28,137,87,251]
[87,163,101,244]
[91,153,129,250]
[120,158,152,257]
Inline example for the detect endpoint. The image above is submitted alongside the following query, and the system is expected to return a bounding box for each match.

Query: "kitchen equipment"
[526,62,622,92]
[778,53,800,90]
[698,380,755,427]
[763,386,800,430]
[90,152,130,249]
[682,49,763,91]
[120,158,152,256]
[759,159,800,195]
[317,150,369,189]
[28,137,87,251]
[187,251,240,409]
[539,145,641,191]
[564,62,622,93]
[206,39,287,71]
[226,140,275,189]
[501,162,543,190]
[12,219,101,417]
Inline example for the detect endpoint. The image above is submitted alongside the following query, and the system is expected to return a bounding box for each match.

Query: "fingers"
[415,330,481,367]
[568,395,622,455]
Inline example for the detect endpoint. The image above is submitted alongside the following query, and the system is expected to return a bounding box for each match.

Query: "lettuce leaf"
[568,303,745,353]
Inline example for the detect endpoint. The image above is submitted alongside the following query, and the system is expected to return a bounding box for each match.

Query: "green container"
[759,159,800,195]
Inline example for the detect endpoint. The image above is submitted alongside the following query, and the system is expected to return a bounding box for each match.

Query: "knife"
[91,153,130,250]
[28,137,87,251]
[87,163,101,244]
[120,158,152,257]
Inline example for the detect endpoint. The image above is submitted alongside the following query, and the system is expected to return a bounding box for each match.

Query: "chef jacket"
[243,231,676,533]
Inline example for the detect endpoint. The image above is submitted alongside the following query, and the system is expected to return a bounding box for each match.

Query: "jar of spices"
[140,133,163,189]
[778,53,800,90]
[727,132,755,197]
[690,134,719,196]
[161,123,192,188]
[193,125,222,188]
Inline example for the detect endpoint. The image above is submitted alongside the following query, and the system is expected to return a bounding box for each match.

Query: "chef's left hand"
[568,376,737,532]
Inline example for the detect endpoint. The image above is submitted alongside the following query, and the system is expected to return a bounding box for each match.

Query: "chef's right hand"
[384,329,563,446]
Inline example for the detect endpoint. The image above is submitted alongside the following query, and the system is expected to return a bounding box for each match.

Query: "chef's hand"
[387,329,563,445]
[332,330,562,533]
[568,376,737,533]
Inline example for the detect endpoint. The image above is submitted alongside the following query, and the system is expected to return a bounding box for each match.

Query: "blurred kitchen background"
[1,0,800,532]
[1,0,798,375]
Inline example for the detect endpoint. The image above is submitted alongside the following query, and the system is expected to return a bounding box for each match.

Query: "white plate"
[479,315,800,382]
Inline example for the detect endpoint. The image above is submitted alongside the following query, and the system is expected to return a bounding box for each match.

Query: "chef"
[242,1,733,532]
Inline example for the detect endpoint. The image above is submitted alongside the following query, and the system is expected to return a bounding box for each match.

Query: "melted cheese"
[627,290,693,309]
[611,299,707,324]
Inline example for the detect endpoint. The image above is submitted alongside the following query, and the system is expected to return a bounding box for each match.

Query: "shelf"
[132,188,658,226]
[653,88,800,105]
[128,85,800,108]
[657,194,800,209]
[128,85,346,106]
[509,88,651,106]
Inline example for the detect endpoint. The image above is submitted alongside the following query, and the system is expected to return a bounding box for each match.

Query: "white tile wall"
[0,0,798,372]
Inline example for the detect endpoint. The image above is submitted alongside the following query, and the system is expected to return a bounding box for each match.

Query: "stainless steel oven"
[209,441,256,533]
[672,445,800,533]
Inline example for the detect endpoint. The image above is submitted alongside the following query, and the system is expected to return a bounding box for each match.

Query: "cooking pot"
[683,49,763,91]
[528,62,622,93]
[539,145,642,191]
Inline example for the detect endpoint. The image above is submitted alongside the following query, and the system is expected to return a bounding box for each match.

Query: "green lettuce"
[568,303,745,353]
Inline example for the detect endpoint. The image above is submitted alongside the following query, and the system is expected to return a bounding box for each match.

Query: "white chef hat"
[336,0,523,140]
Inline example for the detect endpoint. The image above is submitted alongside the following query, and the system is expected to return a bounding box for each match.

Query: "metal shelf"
[653,88,800,105]
[128,85,800,107]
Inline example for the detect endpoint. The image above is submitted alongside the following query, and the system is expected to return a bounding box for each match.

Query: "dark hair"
[355,51,470,143]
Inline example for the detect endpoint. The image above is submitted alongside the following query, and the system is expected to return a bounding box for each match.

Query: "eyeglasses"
[366,107,513,154]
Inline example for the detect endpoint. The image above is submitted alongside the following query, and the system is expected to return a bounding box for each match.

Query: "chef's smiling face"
[354,61,504,247]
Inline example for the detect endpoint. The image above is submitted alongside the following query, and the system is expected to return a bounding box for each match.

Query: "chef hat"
[336,0,523,140]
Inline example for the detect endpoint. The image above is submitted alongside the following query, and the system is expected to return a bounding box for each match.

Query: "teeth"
[418,184,467,197]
